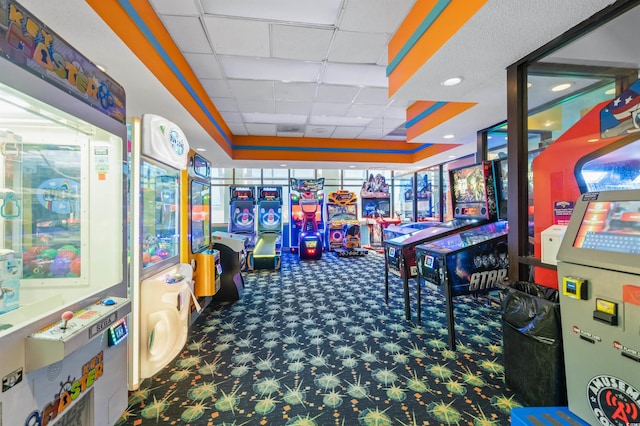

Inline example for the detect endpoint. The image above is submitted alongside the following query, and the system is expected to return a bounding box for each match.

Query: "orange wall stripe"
[388,0,437,62]
[406,102,476,141]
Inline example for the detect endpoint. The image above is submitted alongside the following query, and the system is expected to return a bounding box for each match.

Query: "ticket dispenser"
[556,190,640,425]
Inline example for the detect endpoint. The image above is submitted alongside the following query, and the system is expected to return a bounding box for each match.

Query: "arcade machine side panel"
[556,190,640,425]
[0,2,130,423]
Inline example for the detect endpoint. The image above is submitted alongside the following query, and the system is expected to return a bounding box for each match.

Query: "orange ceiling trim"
[234,136,417,152]
[406,101,476,142]
[86,0,234,155]
[388,0,438,61]
[406,100,439,122]
[411,143,461,162]
[388,0,487,96]
[233,149,416,164]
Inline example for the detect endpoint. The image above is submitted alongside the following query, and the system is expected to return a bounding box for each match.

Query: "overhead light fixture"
[443,134,454,139]
[349,165,356,168]
[551,82,573,92]
[441,77,463,86]
[280,164,287,167]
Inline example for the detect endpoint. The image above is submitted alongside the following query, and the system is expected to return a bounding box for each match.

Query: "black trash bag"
[501,281,567,407]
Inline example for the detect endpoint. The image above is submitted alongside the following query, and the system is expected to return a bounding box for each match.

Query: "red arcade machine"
[290,178,324,260]
[361,173,400,250]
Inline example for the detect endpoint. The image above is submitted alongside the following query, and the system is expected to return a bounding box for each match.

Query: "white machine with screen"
[556,190,640,425]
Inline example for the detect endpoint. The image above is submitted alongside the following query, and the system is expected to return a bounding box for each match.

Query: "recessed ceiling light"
[280,164,287,167]
[605,88,615,95]
[551,82,573,92]
[196,148,207,152]
[443,134,454,139]
[441,76,463,87]
[349,165,356,168]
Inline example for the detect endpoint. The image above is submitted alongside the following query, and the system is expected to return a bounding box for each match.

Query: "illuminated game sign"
[587,375,640,426]
[0,1,126,122]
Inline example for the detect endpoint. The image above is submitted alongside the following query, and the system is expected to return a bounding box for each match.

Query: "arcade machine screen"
[230,188,255,233]
[451,163,489,216]
[572,200,640,253]
[327,204,357,222]
[141,161,180,271]
[190,180,211,253]
[258,189,282,233]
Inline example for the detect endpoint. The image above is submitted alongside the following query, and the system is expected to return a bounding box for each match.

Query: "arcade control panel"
[25,296,131,371]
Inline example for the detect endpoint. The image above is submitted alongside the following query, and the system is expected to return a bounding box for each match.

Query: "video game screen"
[573,200,640,253]
[451,164,487,204]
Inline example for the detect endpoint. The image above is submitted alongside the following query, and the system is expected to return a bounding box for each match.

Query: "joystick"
[60,311,74,331]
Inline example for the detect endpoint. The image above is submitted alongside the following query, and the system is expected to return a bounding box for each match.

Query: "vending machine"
[0,1,130,424]
[128,114,194,390]
[556,190,640,425]
[181,151,220,324]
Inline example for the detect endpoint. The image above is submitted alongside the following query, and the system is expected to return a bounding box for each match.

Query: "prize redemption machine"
[361,173,400,251]
[228,186,256,270]
[326,190,367,257]
[385,161,500,320]
[252,186,283,270]
[554,190,640,426]
[290,178,325,260]
[181,151,221,324]
[128,114,195,390]
[0,3,130,424]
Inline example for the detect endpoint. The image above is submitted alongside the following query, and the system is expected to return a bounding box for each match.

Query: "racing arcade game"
[252,186,283,270]
[290,178,324,260]
[384,161,500,320]
[326,190,367,257]
[556,190,640,426]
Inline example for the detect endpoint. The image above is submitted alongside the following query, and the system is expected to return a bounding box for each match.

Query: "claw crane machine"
[128,114,194,390]
[0,1,130,425]
[180,150,220,324]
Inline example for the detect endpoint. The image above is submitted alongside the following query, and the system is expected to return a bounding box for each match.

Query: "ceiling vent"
[277,124,305,133]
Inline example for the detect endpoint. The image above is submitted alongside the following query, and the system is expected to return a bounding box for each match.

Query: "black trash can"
[501,282,567,407]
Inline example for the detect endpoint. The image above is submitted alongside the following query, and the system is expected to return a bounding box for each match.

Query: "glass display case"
[191,179,211,253]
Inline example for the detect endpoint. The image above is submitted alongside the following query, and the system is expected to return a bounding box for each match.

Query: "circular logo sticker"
[169,129,185,156]
[587,375,640,425]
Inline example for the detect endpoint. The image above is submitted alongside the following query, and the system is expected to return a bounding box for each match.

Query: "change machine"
[556,190,640,426]
[129,114,194,390]
[181,151,220,324]
[0,1,130,424]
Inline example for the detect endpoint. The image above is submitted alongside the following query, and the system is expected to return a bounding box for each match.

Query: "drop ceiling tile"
[357,127,386,139]
[332,126,365,138]
[220,56,322,82]
[200,79,233,97]
[160,16,212,54]
[150,0,199,15]
[212,97,238,112]
[276,100,312,115]
[354,87,391,105]
[236,99,275,114]
[243,113,307,125]
[339,0,415,33]
[228,80,274,99]
[316,85,359,103]
[367,117,405,130]
[311,102,350,116]
[274,82,317,102]
[382,105,408,119]
[245,123,277,136]
[305,125,336,137]
[272,25,334,61]
[203,16,270,57]
[322,63,388,87]
[220,111,243,123]
[227,123,248,135]
[201,0,342,26]
[347,104,387,118]
[184,53,223,79]
[310,116,373,126]
[328,31,388,64]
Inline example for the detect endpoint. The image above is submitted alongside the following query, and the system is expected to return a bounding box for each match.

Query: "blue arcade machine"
[252,186,283,270]
[290,178,325,260]
[228,186,256,269]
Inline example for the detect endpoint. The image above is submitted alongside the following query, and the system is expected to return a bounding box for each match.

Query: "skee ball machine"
[181,151,220,324]
[128,114,194,390]
[252,186,283,270]
[228,186,256,269]
[290,178,325,260]
[556,190,640,426]
[0,1,131,424]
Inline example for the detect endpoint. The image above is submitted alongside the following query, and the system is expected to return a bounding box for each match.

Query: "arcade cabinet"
[361,173,400,250]
[326,190,367,256]
[181,151,221,324]
[211,231,248,302]
[556,189,640,425]
[290,178,325,260]
[384,161,500,320]
[252,186,283,270]
[129,114,194,389]
[0,2,130,424]
[228,186,256,270]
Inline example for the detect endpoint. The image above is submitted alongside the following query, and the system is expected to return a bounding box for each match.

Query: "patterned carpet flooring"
[117,251,523,425]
